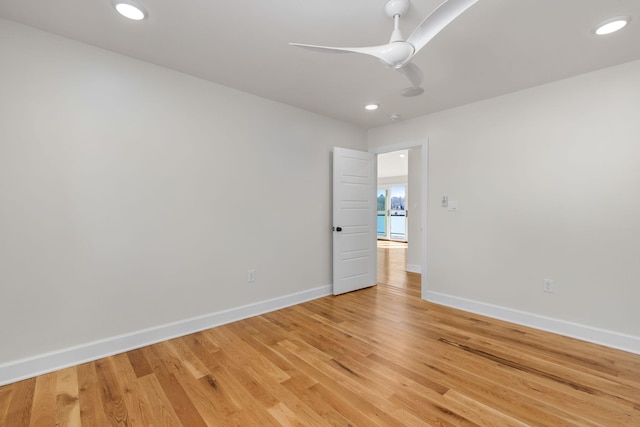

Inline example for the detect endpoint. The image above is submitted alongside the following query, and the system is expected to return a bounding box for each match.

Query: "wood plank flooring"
[1,243,639,426]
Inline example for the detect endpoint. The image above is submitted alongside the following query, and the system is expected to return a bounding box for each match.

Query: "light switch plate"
[447,200,458,211]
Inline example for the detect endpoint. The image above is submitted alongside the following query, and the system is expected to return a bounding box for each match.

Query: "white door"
[333,147,377,295]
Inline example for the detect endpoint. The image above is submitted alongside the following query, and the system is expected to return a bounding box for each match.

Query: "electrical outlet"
[248,269,256,283]
[543,278,554,293]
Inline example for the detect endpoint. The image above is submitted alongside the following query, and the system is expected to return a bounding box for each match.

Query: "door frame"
[369,139,428,300]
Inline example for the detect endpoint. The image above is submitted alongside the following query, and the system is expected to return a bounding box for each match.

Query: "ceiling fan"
[290,0,478,97]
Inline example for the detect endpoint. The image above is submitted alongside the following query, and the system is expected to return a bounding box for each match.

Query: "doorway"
[377,150,409,242]
[371,140,427,297]
[331,141,427,298]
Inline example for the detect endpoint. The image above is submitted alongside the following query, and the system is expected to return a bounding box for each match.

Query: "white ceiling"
[1,0,638,129]
[378,150,409,178]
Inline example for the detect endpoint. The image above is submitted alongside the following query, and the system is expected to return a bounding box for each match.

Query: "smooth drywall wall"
[0,19,366,364]
[368,59,640,338]
[406,148,422,271]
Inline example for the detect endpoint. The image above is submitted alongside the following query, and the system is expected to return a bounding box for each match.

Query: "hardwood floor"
[1,244,639,426]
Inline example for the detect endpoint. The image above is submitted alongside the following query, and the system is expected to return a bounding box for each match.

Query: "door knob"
[336,227,342,232]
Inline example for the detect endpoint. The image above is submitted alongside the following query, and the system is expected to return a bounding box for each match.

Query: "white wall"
[0,19,366,365]
[406,148,422,272]
[369,60,640,347]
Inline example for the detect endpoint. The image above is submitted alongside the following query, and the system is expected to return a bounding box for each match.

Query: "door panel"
[341,232,369,252]
[333,147,377,295]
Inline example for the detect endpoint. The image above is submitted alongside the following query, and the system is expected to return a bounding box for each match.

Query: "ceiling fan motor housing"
[378,41,415,68]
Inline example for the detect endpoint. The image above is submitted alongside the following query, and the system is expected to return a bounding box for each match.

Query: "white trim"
[426,291,640,355]
[369,139,427,154]
[406,264,422,274]
[0,285,332,386]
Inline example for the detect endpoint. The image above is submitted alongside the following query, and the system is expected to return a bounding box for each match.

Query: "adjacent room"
[1,0,639,425]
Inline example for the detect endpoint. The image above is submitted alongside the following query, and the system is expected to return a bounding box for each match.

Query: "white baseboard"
[0,285,332,387]
[426,291,640,355]
[406,264,422,274]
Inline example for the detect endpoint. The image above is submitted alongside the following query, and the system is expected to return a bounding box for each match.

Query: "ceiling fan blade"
[290,42,414,67]
[289,43,362,54]
[406,0,478,55]
[396,62,424,88]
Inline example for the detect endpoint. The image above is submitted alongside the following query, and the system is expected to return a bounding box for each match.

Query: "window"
[377,185,407,241]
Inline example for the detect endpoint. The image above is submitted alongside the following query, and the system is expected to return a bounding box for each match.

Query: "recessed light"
[594,17,630,35]
[365,104,379,111]
[113,0,148,21]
